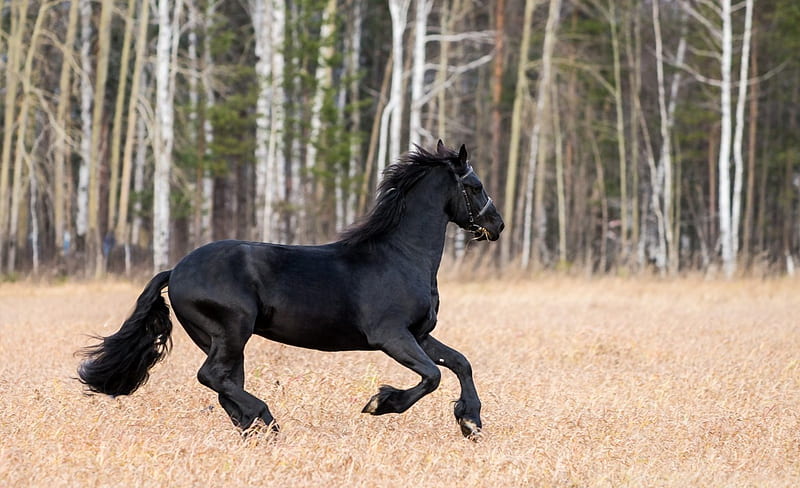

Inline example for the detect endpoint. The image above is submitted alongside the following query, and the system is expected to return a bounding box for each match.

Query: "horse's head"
[439,140,505,241]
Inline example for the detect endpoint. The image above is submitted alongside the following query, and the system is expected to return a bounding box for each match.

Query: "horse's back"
[167,239,372,351]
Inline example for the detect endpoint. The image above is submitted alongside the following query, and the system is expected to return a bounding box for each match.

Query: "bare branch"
[681,1,723,41]
[695,0,723,17]
[552,57,615,96]
[417,51,494,106]
[676,60,722,87]
[425,30,495,44]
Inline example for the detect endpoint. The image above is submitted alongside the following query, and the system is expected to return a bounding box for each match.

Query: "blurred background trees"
[0,0,797,278]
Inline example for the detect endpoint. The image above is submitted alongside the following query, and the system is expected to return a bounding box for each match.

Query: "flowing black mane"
[339,145,458,246]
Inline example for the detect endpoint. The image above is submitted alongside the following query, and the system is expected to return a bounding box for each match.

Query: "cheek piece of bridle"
[455,164,493,239]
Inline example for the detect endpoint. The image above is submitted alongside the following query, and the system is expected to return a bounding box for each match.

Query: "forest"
[0,0,797,278]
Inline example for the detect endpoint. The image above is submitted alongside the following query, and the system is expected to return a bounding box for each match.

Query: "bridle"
[456,165,493,237]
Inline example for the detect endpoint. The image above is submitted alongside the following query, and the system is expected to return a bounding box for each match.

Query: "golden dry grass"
[1,277,799,487]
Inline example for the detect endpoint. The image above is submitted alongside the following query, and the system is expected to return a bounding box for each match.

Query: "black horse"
[78,141,504,440]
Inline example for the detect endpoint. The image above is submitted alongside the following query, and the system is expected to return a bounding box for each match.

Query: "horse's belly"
[254,313,371,352]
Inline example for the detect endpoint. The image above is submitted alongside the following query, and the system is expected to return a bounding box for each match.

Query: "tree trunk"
[501,0,537,266]
[107,0,136,246]
[731,0,754,265]
[201,0,216,244]
[742,29,759,266]
[379,0,410,176]
[346,0,362,227]
[408,0,432,148]
[552,82,567,266]
[76,0,93,251]
[718,0,734,277]
[153,0,182,270]
[521,0,559,269]
[269,0,287,242]
[117,0,151,274]
[252,0,273,241]
[87,0,113,276]
[489,0,506,195]
[54,0,80,263]
[9,3,48,272]
[609,0,628,266]
[0,3,24,272]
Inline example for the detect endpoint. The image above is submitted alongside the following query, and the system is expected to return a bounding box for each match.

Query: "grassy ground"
[1,277,798,487]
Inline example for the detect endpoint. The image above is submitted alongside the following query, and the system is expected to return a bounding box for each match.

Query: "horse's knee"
[423,365,441,391]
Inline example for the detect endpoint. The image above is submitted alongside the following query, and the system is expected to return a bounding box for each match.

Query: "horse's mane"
[339,145,458,246]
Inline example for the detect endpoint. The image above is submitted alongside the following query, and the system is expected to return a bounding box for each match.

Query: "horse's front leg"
[419,335,483,441]
[362,330,441,416]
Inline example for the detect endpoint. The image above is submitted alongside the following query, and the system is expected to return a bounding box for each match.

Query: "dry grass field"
[1,277,799,487]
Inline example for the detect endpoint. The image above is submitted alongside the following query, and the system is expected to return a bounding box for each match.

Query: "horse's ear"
[458,144,469,165]
[436,139,446,155]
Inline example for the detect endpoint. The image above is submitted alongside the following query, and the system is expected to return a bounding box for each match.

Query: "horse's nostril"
[499,222,505,233]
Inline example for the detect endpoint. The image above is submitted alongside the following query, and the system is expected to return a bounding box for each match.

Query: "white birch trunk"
[306,0,336,173]
[201,0,216,243]
[251,0,272,241]
[54,0,80,257]
[117,0,151,274]
[388,0,410,161]
[346,0,362,225]
[731,0,753,260]
[153,0,180,270]
[521,0,560,269]
[718,0,734,277]
[384,0,410,173]
[268,0,286,242]
[408,0,432,149]
[76,0,92,240]
[652,0,670,274]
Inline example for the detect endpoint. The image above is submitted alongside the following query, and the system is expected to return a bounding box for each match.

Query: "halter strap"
[455,164,492,230]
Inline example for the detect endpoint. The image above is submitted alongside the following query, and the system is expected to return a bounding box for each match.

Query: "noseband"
[456,165,493,235]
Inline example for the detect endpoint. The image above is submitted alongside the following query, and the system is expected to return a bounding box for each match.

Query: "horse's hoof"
[458,418,483,442]
[361,385,402,415]
[241,417,280,440]
[362,394,381,414]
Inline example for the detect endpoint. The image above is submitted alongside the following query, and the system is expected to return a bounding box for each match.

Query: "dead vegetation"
[1,277,799,487]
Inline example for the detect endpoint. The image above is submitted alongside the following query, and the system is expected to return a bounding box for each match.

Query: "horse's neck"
[388,188,450,271]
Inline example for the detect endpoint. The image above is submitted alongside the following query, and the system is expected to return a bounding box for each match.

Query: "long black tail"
[78,270,173,396]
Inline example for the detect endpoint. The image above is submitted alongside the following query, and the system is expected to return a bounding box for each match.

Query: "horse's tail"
[78,270,173,396]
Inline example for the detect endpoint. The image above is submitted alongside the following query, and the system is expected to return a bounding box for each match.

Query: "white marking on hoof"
[362,395,380,414]
[241,418,279,441]
[459,419,483,442]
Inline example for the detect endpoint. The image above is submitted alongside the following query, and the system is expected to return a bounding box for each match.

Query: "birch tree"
[501,0,536,265]
[268,0,287,242]
[53,0,80,261]
[8,2,47,272]
[377,0,411,178]
[731,0,754,266]
[76,0,93,251]
[521,0,560,269]
[0,2,24,271]
[408,0,432,148]
[117,0,151,274]
[252,0,274,241]
[153,0,183,270]
[717,0,735,277]
[88,0,113,274]
[108,0,137,240]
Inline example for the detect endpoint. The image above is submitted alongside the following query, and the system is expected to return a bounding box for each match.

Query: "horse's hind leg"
[193,320,277,433]
[419,335,482,440]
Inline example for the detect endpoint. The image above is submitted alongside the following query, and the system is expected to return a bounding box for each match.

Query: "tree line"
[0,0,797,278]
